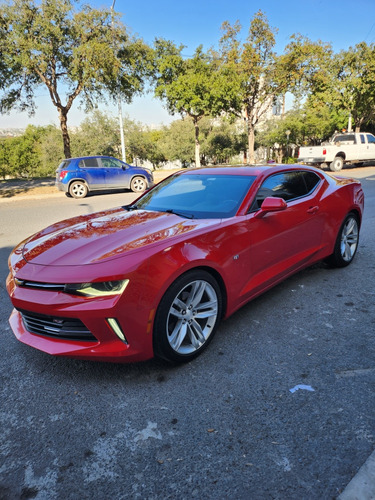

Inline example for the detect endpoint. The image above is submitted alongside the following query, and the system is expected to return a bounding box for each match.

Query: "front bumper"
[6,272,155,363]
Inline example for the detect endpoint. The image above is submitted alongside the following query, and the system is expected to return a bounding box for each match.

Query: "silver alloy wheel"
[70,181,87,198]
[340,216,359,262]
[131,176,146,192]
[166,279,218,355]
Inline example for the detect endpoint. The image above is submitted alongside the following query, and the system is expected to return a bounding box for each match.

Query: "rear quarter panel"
[319,176,364,253]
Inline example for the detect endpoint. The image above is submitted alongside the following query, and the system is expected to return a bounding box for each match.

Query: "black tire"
[326,213,359,267]
[153,270,222,363]
[69,181,88,199]
[329,157,344,172]
[130,176,147,193]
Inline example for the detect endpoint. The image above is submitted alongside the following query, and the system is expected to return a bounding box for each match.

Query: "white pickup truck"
[298,132,375,171]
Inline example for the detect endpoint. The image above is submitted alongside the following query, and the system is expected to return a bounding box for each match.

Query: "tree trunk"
[194,119,200,168]
[59,109,71,159]
[247,121,255,164]
[243,149,247,164]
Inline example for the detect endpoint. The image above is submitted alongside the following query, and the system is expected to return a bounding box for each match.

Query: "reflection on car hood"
[21,208,219,266]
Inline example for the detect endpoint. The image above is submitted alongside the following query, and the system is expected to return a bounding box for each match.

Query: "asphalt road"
[0,167,374,499]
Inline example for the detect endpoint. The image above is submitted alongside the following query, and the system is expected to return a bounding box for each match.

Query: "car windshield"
[129,173,255,219]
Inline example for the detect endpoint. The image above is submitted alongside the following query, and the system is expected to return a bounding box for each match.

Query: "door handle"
[307,206,319,214]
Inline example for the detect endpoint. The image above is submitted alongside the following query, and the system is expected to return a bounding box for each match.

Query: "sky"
[1,0,375,129]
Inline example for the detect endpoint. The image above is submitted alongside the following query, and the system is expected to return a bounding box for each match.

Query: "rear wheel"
[153,270,222,363]
[329,157,344,172]
[130,176,147,193]
[69,181,88,199]
[327,213,359,267]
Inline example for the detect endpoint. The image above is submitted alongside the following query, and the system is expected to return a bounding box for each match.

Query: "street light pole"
[111,0,126,162]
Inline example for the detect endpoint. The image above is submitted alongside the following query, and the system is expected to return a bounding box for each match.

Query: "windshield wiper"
[123,204,139,211]
[164,209,195,219]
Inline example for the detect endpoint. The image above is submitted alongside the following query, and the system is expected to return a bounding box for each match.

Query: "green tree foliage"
[158,119,195,167]
[39,126,64,172]
[218,11,285,163]
[0,125,61,178]
[328,42,375,131]
[71,111,120,157]
[257,104,347,162]
[278,35,375,133]
[126,125,166,168]
[153,40,239,167]
[0,139,10,179]
[0,0,151,158]
[74,111,167,168]
[202,119,247,164]
[277,34,333,99]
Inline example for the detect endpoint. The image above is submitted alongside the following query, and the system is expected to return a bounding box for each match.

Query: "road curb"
[339,449,375,500]
[0,192,63,203]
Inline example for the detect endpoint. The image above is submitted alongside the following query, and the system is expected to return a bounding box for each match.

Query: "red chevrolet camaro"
[6,165,364,363]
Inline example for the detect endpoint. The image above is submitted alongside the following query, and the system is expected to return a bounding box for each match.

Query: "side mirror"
[254,197,287,219]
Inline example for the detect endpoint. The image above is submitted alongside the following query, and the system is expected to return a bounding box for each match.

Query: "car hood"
[20,208,219,266]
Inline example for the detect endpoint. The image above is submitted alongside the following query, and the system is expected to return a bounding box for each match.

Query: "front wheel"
[130,176,147,193]
[329,157,344,172]
[326,213,359,267]
[153,270,222,363]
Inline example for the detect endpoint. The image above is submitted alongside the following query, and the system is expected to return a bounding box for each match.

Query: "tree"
[71,111,120,158]
[125,121,166,168]
[329,43,375,131]
[218,11,283,163]
[153,40,238,167]
[279,37,375,133]
[159,119,195,167]
[203,118,247,164]
[277,34,333,100]
[0,125,55,178]
[0,0,151,158]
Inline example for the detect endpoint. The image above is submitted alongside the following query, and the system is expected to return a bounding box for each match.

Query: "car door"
[243,170,325,296]
[78,158,106,189]
[365,134,375,160]
[100,158,130,189]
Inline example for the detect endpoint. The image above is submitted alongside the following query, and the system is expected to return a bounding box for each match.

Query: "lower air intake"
[18,309,97,342]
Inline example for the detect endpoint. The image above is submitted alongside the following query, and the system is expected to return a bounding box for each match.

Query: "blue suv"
[56,156,154,198]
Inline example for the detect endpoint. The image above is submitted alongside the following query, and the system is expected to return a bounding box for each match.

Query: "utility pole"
[348,95,353,133]
[348,111,353,133]
[111,0,126,162]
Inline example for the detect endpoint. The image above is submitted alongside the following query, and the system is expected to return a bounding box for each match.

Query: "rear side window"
[58,160,71,169]
[334,134,355,144]
[79,158,99,168]
[303,171,321,192]
[250,171,321,211]
[366,134,375,144]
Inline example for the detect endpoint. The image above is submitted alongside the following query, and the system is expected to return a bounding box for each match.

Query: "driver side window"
[101,158,123,169]
[249,171,320,211]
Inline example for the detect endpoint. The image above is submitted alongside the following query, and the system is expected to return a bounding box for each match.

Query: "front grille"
[15,279,65,291]
[18,309,97,342]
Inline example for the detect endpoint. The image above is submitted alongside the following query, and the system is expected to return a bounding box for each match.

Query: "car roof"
[177,164,324,178]
[64,156,119,160]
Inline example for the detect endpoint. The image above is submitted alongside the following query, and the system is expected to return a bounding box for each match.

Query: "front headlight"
[64,279,129,297]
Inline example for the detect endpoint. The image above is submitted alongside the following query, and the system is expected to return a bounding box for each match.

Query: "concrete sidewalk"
[339,449,375,499]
